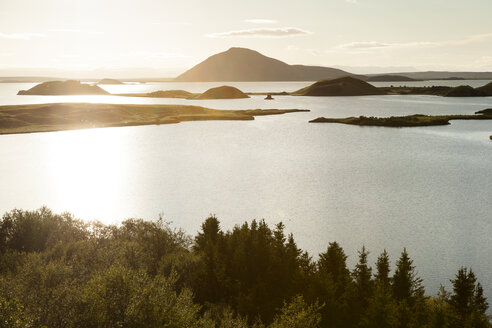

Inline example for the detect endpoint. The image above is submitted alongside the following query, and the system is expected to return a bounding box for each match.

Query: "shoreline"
[0,102,308,135]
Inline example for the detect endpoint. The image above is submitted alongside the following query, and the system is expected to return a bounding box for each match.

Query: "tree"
[392,248,423,304]
[449,267,490,328]
[269,295,323,328]
[375,250,391,288]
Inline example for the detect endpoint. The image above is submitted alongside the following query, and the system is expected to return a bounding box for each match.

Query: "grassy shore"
[0,103,308,135]
[309,109,492,127]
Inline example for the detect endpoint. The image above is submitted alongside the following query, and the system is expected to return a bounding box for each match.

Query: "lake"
[0,80,491,299]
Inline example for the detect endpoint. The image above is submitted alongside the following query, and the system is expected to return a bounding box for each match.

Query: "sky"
[1,0,492,78]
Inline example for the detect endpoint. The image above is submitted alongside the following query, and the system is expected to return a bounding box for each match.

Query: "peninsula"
[0,103,308,135]
[309,108,492,127]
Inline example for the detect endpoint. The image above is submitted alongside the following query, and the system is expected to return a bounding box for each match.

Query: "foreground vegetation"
[0,208,490,327]
[310,108,492,127]
[0,103,307,135]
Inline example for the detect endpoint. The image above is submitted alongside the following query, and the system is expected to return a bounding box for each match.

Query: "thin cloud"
[336,33,492,50]
[244,19,278,24]
[206,27,312,38]
[0,32,46,40]
[49,29,103,34]
[337,41,433,50]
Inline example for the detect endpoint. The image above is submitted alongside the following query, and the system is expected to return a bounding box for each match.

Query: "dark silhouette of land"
[190,85,249,99]
[118,86,249,99]
[97,78,124,85]
[292,76,384,96]
[382,82,492,97]
[0,103,308,135]
[310,108,492,127]
[367,75,420,82]
[175,47,363,82]
[17,80,109,95]
[117,89,195,98]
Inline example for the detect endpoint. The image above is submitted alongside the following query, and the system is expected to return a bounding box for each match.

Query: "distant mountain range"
[2,48,492,82]
[175,47,363,82]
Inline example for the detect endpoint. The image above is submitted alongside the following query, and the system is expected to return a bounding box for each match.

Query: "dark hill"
[18,80,109,95]
[291,76,384,96]
[193,86,249,99]
[476,82,492,96]
[367,75,419,82]
[443,85,484,97]
[176,47,363,82]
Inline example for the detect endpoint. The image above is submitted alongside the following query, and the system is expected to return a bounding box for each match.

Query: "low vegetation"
[310,108,492,127]
[0,207,490,328]
[0,103,308,135]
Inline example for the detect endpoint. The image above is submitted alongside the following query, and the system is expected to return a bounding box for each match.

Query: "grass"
[309,109,492,127]
[0,103,308,135]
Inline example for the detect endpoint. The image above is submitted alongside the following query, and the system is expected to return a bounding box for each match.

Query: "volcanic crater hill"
[17,80,109,96]
[175,47,364,82]
[192,86,250,99]
[291,76,384,96]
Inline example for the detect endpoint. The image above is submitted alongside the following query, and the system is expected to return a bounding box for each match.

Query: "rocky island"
[309,108,492,127]
[17,80,109,95]
[0,103,308,135]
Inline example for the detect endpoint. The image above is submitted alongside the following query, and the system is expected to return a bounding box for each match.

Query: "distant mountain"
[291,76,384,96]
[175,47,362,82]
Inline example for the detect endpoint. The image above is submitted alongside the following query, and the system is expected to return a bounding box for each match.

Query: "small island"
[309,108,492,127]
[117,90,195,98]
[118,85,250,100]
[381,82,492,97]
[291,76,384,96]
[0,103,308,135]
[18,80,109,95]
[97,78,124,85]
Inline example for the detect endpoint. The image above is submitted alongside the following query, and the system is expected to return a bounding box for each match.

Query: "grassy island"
[309,108,492,127]
[0,103,308,135]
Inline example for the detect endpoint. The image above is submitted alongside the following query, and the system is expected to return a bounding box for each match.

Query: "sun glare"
[42,127,131,224]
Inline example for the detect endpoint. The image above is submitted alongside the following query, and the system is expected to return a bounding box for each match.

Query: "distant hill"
[291,76,384,96]
[17,80,109,95]
[175,47,363,82]
[367,75,419,82]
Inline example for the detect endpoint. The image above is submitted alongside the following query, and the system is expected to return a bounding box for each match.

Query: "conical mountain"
[176,47,362,82]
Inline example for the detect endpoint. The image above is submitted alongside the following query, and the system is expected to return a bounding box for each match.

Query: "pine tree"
[392,248,423,304]
[375,250,391,288]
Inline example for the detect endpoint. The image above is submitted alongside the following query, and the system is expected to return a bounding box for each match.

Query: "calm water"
[1,81,491,299]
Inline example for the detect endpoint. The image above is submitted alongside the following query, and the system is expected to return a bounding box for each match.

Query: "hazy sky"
[1,0,492,77]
